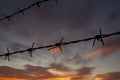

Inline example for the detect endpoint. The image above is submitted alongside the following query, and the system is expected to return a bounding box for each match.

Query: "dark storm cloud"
[0,0,120,47]
[0,0,96,41]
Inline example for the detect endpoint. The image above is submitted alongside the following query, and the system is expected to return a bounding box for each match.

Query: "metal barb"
[27,43,35,57]
[4,48,10,61]
[93,29,104,46]
[55,0,58,4]
[5,16,11,21]
[18,8,24,14]
[48,37,64,52]
[0,0,53,22]
[0,30,120,59]
[36,2,40,8]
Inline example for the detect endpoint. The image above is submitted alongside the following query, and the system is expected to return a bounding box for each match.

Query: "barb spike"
[5,16,11,21]
[48,37,64,52]
[55,0,58,4]
[27,43,35,57]
[18,8,24,14]
[93,29,104,46]
[4,48,10,61]
[36,2,40,7]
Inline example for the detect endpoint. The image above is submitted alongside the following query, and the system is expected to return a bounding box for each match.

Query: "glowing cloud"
[85,44,120,58]
[95,72,120,80]
[0,78,25,80]
[44,77,71,80]
[48,47,60,54]
[48,69,77,76]
[36,74,46,77]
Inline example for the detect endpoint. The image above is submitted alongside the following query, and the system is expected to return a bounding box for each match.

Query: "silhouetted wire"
[0,30,120,61]
[0,0,57,21]
[2,1,120,61]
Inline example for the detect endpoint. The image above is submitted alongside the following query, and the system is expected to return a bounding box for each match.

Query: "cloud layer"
[95,72,120,80]
[0,64,94,80]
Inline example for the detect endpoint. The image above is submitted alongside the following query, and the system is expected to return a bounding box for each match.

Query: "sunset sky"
[0,0,120,80]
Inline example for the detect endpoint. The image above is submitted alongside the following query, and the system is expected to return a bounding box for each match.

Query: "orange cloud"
[95,72,120,80]
[36,74,46,77]
[0,78,25,80]
[44,77,71,80]
[44,76,94,80]
[48,69,77,76]
[0,65,94,80]
[48,47,60,54]
[85,44,120,58]
[0,65,52,80]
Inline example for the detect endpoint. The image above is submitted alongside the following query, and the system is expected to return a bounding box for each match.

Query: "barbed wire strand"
[0,0,57,22]
[0,29,120,61]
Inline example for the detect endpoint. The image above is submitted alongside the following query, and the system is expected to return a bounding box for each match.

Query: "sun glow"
[44,77,71,80]
[95,78,102,80]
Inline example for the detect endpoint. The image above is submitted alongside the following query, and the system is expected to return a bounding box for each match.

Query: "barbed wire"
[0,29,120,61]
[0,0,58,22]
